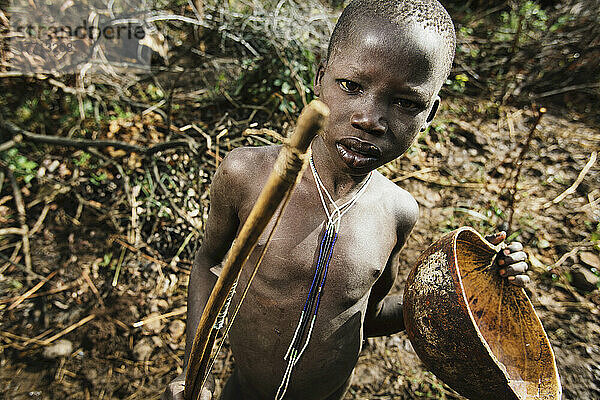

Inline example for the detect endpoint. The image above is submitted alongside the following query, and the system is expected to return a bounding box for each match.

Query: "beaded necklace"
[275,155,372,399]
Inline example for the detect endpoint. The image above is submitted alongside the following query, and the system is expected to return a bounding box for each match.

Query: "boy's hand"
[485,231,530,287]
[161,373,213,400]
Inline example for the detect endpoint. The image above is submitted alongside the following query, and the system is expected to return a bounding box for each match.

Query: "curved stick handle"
[184,100,329,400]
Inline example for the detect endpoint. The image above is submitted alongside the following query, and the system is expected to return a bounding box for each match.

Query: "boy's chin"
[337,157,384,176]
[336,143,380,170]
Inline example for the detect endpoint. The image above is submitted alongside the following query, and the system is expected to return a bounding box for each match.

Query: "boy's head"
[313,0,456,175]
[327,0,456,83]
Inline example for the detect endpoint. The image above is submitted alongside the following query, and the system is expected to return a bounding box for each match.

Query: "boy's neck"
[310,136,372,199]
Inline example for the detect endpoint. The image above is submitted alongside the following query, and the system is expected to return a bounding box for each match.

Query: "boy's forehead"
[328,20,447,83]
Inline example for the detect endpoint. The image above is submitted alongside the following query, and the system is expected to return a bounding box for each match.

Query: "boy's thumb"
[485,231,506,245]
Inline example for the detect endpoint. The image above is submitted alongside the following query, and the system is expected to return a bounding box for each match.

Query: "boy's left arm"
[363,241,406,338]
[363,200,417,338]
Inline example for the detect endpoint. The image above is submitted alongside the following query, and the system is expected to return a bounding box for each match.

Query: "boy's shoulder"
[371,171,419,232]
[214,145,279,201]
[218,144,279,182]
[221,144,280,172]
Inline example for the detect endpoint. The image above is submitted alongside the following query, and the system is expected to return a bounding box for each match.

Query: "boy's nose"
[350,109,387,135]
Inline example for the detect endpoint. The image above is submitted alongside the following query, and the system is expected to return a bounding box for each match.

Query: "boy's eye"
[337,79,362,93]
[395,98,422,111]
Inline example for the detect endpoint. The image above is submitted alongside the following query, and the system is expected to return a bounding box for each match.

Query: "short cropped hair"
[327,0,456,78]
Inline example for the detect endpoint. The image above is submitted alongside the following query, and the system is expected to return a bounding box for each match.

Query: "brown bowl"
[403,227,561,400]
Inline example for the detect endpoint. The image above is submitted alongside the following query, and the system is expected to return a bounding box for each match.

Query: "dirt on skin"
[1,99,599,399]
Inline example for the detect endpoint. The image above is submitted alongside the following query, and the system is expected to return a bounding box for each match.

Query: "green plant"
[446,73,469,94]
[73,151,91,167]
[1,148,38,184]
[494,1,549,43]
[588,221,600,251]
[90,171,108,185]
[99,252,113,268]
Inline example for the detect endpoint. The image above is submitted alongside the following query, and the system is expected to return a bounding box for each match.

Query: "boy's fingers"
[507,274,530,287]
[503,261,528,276]
[506,242,523,252]
[497,251,527,266]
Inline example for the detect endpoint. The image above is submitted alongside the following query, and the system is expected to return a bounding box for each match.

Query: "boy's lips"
[336,137,381,168]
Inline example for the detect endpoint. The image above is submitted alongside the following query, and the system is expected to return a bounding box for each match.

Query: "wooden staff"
[184,100,330,400]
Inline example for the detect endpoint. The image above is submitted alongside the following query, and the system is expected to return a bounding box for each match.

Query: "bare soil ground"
[1,99,599,399]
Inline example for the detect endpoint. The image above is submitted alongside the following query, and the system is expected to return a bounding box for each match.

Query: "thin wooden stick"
[30,203,50,236]
[0,330,48,346]
[0,203,50,237]
[82,269,105,308]
[7,270,58,310]
[0,279,81,304]
[506,107,546,231]
[0,227,26,236]
[543,151,597,208]
[110,236,171,268]
[0,195,12,206]
[199,178,295,391]
[183,100,329,400]
[0,242,23,275]
[23,328,55,347]
[0,134,22,152]
[1,121,196,156]
[391,167,436,183]
[6,168,32,272]
[133,307,187,328]
[41,314,96,346]
[112,247,126,287]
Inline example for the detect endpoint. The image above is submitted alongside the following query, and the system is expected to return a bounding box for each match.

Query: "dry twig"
[0,134,22,152]
[82,269,105,308]
[133,307,187,328]
[0,278,82,304]
[505,107,546,231]
[7,270,58,310]
[543,151,597,208]
[1,121,198,156]
[6,168,32,272]
[41,314,97,346]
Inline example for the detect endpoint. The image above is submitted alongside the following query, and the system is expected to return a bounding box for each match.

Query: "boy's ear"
[313,62,326,98]
[421,96,440,132]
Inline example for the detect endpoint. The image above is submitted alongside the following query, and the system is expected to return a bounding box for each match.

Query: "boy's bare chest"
[237,184,397,309]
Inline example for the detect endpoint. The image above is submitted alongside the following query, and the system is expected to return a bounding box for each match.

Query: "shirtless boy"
[163,1,530,399]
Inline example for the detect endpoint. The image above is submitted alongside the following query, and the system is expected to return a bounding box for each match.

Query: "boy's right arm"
[161,151,244,400]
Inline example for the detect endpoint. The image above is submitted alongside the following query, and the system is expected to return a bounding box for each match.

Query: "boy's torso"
[221,145,410,399]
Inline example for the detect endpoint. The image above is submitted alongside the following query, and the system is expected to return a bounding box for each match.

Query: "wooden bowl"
[403,227,561,400]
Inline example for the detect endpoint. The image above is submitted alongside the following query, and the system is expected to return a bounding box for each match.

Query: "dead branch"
[0,134,22,153]
[1,121,199,156]
[132,307,187,328]
[543,151,597,208]
[0,278,82,304]
[6,168,32,272]
[505,107,546,231]
[41,314,96,346]
[0,227,26,236]
[7,270,58,311]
